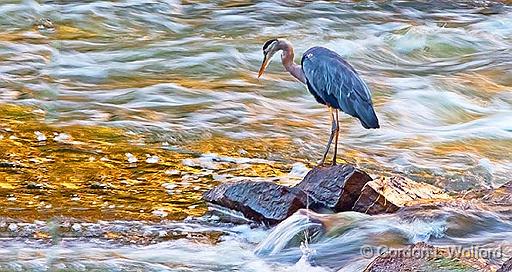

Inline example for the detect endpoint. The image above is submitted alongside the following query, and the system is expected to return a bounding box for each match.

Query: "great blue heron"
[258,38,379,165]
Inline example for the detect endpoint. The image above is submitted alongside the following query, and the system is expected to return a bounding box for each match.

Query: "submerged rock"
[498,257,512,272]
[352,176,451,215]
[203,181,307,225]
[295,164,372,211]
[34,18,55,32]
[483,181,512,205]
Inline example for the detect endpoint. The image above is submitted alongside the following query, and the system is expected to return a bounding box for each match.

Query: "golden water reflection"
[0,103,299,222]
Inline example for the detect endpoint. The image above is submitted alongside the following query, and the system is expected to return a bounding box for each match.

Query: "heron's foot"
[331,159,337,166]
[318,154,328,166]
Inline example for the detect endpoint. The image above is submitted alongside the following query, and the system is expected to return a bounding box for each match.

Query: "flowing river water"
[0,1,511,271]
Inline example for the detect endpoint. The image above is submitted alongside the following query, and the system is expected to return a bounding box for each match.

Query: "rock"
[0,161,25,168]
[483,181,512,205]
[203,164,371,224]
[352,176,450,215]
[35,18,55,32]
[498,257,512,272]
[90,182,109,189]
[294,164,372,212]
[364,242,492,272]
[203,181,307,225]
[294,208,368,235]
[203,164,452,224]
[26,182,45,189]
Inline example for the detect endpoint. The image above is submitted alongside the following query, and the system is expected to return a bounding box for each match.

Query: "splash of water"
[254,211,323,256]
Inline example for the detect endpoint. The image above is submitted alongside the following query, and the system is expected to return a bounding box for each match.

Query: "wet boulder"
[352,176,451,215]
[203,181,307,225]
[203,164,373,224]
[202,164,452,224]
[294,164,372,212]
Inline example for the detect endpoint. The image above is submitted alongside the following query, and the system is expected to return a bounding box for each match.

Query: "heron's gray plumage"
[301,47,379,129]
[258,39,379,165]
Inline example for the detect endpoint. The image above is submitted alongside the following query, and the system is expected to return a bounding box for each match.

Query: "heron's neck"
[279,40,306,84]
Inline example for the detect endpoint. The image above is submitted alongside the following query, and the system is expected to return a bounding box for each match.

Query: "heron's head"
[258,38,280,78]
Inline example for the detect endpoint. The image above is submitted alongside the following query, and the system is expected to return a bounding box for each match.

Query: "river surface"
[0,0,511,271]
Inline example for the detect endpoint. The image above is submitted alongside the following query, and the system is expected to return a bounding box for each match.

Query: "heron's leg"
[332,109,339,166]
[319,107,336,166]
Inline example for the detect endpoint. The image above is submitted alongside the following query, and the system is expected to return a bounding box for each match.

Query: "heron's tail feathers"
[356,103,380,129]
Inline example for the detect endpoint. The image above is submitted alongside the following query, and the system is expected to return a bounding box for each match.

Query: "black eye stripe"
[262,39,277,52]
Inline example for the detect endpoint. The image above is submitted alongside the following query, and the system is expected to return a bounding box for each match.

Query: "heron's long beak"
[258,55,270,78]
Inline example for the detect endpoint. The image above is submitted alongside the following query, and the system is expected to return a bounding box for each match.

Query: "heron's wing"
[302,47,379,128]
